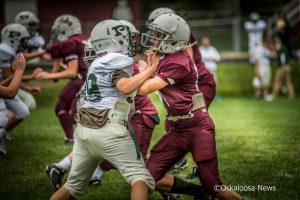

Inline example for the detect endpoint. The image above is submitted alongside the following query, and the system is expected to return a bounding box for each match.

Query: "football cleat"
[186,166,199,179]
[169,157,189,172]
[89,177,102,186]
[64,138,74,145]
[45,163,65,191]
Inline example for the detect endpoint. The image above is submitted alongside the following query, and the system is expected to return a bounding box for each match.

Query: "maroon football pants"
[55,79,84,139]
[146,109,223,195]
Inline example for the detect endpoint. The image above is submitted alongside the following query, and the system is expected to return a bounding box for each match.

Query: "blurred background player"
[199,37,221,101]
[14,11,46,61]
[244,12,266,64]
[36,14,87,144]
[252,41,273,100]
[0,54,26,154]
[14,11,45,111]
[266,38,295,100]
[0,24,32,155]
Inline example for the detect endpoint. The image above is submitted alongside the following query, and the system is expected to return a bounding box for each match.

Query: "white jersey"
[254,46,271,67]
[27,33,45,52]
[0,43,16,81]
[244,20,266,50]
[199,45,220,72]
[83,52,135,110]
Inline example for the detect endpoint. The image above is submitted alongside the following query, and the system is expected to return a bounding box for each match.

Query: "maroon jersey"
[50,35,87,80]
[189,33,215,87]
[133,64,158,115]
[156,51,198,116]
[50,42,62,59]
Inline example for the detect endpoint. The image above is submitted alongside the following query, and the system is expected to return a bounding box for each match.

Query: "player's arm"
[23,50,46,60]
[116,65,157,95]
[0,54,26,98]
[138,76,168,95]
[36,59,78,80]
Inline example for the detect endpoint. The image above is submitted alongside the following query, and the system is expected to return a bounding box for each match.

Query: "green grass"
[0,63,300,200]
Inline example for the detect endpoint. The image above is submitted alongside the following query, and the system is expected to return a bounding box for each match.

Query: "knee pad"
[15,105,30,120]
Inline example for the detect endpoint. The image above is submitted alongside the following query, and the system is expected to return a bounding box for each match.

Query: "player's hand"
[137,60,149,72]
[12,54,26,73]
[144,50,155,66]
[35,71,51,79]
[31,67,43,77]
[147,51,159,72]
[29,86,41,95]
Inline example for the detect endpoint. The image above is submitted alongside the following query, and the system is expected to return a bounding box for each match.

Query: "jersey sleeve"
[111,69,130,86]
[157,64,189,85]
[60,40,78,62]
[50,42,62,59]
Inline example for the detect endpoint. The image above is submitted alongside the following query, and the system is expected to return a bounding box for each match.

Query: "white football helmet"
[83,39,96,67]
[15,11,39,28]
[249,12,260,21]
[51,14,82,42]
[141,14,190,54]
[1,23,30,52]
[90,19,130,56]
[119,20,139,56]
[147,7,175,25]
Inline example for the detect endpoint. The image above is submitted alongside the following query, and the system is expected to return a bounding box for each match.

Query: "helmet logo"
[9,31,21,38]
[58,17,72,26]
[111,25,125,37]
[19,15,29,22]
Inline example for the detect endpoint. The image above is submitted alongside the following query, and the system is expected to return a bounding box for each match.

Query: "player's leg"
[17,89,36,110]
[55,80,83,143]
[97,122,154,200]
[51,124,99,199]
[130,113,156,161]
[0,100,8,154]
[190,114,242,200]
[284,66,295,98]
[146,130,209,199]
[3,96,30,143]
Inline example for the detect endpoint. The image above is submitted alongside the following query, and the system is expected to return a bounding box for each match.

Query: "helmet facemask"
[83,40,97,67]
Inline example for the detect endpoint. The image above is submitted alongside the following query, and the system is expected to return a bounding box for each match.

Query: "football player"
[146,7,216,179]
[46,21,160,192]
[15,11,46,60]
[244,12,266,64]
[139,13,242,200]
[0,24,36,155]
[36,14,87,144]
[50,19,156,200]
[14,11,45,110]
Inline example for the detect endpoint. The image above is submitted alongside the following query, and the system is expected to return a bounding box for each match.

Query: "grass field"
[0,62,299,200]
